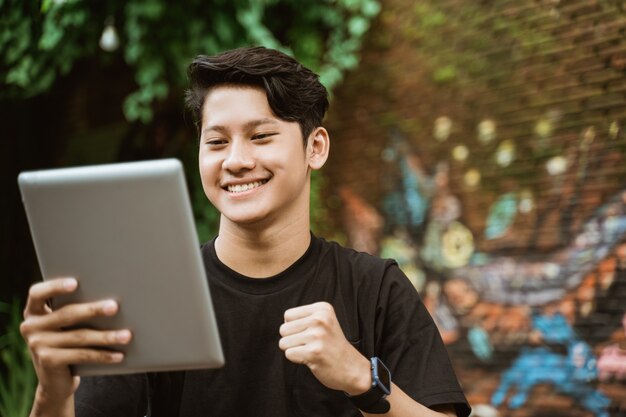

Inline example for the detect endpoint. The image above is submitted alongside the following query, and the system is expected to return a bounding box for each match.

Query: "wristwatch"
[347,357,392,414]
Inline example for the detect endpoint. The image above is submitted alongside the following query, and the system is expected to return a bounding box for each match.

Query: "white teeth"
[227,180,266,193]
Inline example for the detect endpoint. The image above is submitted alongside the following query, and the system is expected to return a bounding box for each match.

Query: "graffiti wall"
[325,1,626,415]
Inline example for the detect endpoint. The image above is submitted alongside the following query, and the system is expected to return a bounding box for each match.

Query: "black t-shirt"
[75,235,470,417]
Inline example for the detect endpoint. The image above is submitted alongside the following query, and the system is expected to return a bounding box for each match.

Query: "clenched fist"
[278,301,371,395]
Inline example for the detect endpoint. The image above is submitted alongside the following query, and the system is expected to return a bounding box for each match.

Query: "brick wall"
[325,1,626,415]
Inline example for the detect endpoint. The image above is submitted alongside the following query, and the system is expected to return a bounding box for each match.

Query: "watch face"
[372,357,391,395]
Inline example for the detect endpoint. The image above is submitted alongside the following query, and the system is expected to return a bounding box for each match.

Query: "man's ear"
[307,127,330,170]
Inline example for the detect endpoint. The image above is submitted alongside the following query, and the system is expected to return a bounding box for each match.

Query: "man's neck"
[215,214,312,278]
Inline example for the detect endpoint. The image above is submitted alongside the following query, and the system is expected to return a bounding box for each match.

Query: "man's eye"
[206,138,227,146]
[252,133,275,140]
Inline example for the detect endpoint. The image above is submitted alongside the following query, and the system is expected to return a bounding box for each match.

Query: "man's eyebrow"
[202,125,228,136]
[243,118,280,130]
[202,118,279,136]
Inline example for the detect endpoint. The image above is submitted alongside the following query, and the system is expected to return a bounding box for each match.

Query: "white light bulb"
[99,25,119,52]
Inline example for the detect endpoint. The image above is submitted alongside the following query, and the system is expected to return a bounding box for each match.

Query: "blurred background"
[2,0,626,416]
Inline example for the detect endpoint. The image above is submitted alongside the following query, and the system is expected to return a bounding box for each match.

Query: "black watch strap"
[348,392,390,414]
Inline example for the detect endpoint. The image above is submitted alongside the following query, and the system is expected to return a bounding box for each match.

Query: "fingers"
[284,301,334,322]
[21,279,128,364]
[279,327,313,351]
[281,302,334,338]
[279,302,367,392]
[22,302,131,371]
[29,329,132,349]
[283,345,316,365]
[279,317,309,337]
[21,278,132,395]
[279,302,337,354]
[25,278,78,316]
[32,346,125,368]
[25,299,118,332]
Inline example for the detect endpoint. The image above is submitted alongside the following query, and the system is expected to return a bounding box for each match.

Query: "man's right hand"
[20,277,132,415]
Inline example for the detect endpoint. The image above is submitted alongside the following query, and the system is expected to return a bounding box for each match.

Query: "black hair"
[185,46,329,142]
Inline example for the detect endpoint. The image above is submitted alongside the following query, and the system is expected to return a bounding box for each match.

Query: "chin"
[224,217,273,230]
[221,209,272,227]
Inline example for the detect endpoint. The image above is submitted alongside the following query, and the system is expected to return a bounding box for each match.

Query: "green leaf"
[70,9,88,26]
[152,81,169,99]
[1,0,380,127]
[136,61,162,85]
[320,7,342,26]
[348,15,369,37]
[123,93,141,121]
[6,55,34,87]
[39,21,64,51]
[40,0,53,13]
[361,0,381,17]
[4,21,31,64]
[339,0,362,13]
[139,0,165,20]
[125,42,142,63]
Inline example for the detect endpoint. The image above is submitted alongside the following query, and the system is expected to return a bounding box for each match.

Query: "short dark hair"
[185,46,329,142]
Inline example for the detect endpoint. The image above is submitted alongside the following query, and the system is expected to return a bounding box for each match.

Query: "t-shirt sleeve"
[74,374,148,417]
[375,264,471,417]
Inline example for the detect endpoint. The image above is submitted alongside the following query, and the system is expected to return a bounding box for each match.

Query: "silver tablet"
[18,159,224,376]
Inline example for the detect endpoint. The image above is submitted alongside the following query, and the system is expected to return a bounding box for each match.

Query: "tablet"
[18,159,224,376]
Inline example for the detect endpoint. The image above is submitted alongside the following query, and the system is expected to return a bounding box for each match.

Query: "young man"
[21,46,471,417]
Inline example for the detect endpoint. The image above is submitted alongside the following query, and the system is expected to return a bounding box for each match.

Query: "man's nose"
[222,140,256,172]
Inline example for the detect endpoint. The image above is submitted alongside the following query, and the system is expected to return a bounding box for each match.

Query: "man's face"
[198,85,312,228]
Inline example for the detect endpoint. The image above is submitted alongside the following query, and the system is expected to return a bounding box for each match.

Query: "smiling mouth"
[225,179,269,193]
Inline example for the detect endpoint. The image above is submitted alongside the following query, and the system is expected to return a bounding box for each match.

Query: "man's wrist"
[32,385,74,417]
[344,356,373,396]
[346,357,392,414]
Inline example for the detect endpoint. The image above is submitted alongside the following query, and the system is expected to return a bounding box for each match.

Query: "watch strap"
[347,357,391,414]
[348,386,389,410]
[349,393,391,414]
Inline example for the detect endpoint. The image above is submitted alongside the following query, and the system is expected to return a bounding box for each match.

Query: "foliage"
[1,0,381,241]
[1,0,381,123]
[0,299,36,417]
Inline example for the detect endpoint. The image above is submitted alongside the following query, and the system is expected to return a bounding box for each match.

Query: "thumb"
[72,376,81,392]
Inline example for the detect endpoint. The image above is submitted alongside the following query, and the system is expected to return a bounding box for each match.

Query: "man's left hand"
[279,301,371,395]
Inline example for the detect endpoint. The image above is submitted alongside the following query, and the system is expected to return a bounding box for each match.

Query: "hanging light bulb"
[99,18,119,52]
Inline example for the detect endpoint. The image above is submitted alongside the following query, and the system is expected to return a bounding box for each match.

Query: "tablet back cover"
[18,159,224,375]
